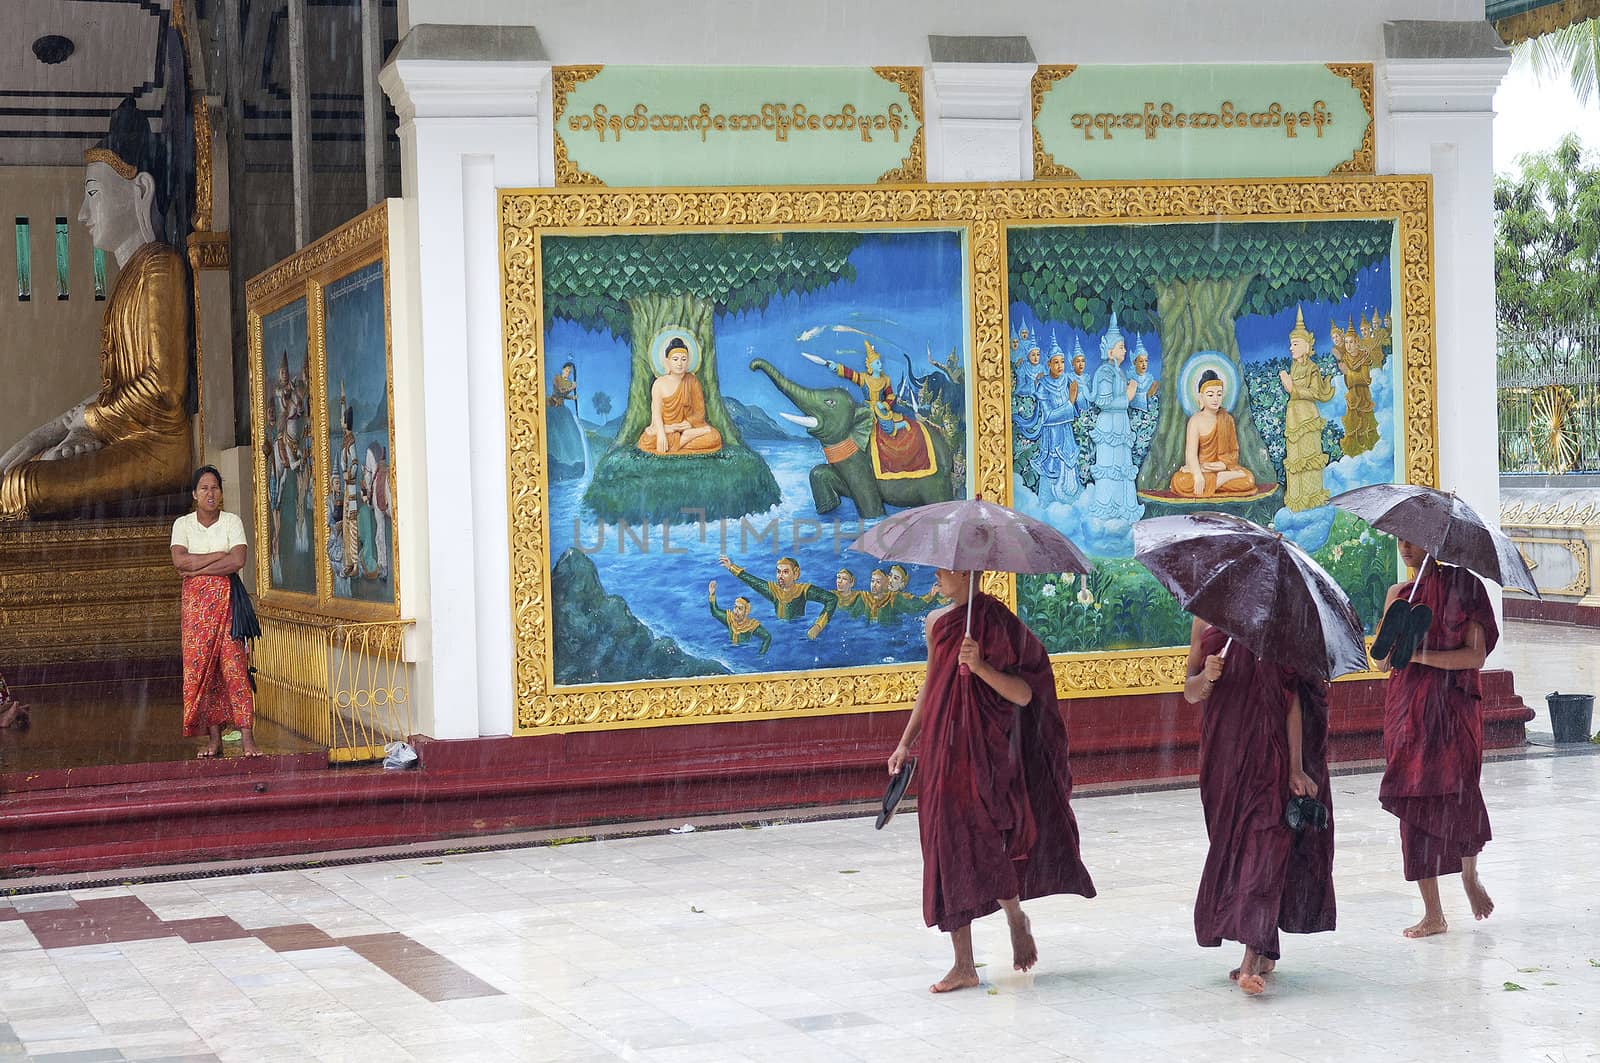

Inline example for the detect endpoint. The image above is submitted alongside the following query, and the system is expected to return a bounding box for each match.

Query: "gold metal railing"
[255,607,415,763]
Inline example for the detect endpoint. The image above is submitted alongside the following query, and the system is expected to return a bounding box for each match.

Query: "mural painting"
[540,229,970,685]
[261,296,316,596]
[1007,220,1400,652]
[322,260,395,604]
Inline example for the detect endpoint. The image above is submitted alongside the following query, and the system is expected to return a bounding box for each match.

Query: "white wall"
[400,0,1482,61]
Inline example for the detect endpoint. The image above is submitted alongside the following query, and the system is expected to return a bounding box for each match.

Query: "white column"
[381,52,551,739]
[1383,33,1510,660]
[925,60,1037,183]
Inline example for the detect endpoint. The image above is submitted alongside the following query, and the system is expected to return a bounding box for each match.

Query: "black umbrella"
[1132,512,1368,681]
[1328,484,1539,596]
[1330,484,1538,668]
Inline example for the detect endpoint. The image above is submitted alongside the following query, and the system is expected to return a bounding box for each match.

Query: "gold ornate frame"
[551,66,926,186]
[246,202,400,621]
[501,176,1435,734]
[1032,64,1375,180]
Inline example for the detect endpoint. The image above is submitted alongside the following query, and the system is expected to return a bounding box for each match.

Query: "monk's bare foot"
[930,965,980,993]
[1463,876,1494,921]
[1008,914,1037,973]
[1403,915,1448,938]
[1237,973,1266,995]
[1230,959,1275,981]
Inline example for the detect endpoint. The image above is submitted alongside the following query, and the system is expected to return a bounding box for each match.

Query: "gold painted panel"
[501,177,1436,734]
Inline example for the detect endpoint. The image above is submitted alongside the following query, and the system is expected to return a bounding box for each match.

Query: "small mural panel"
[260,295,317,597]
[1006,219,1400,652]
[323,259,395,605]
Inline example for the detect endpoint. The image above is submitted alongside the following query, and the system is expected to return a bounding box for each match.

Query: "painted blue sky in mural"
[545,230,968,432]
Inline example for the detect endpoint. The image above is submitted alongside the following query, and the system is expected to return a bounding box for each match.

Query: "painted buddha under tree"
[0,99,192,520]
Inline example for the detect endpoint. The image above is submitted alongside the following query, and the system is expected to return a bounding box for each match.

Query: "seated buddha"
[1169,370,1256,497]
[0,98,191,519]
[637,337,722,455]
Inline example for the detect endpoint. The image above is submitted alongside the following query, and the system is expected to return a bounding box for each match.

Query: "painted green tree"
[543,231,861,522]
[1007,221,1393,494]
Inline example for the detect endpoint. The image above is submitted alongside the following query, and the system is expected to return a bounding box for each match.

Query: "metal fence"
[1497,324,1600,475]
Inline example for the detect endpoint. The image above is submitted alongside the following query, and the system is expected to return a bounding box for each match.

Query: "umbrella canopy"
[1328,484,1540,597]
[849,497,1092,576]
[1132,512,1369,681]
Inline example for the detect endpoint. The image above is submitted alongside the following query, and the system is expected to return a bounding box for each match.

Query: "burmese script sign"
[553,66,924,186]
[1033,64,1373,180]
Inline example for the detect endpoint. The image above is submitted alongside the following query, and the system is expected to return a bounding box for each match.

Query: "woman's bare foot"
[1463,876,1494,921]
[1402,915,1448,938]
[1008,913,1037,973]
[930,965,980,993]
[239,728,262,758]
[196,742,221,759]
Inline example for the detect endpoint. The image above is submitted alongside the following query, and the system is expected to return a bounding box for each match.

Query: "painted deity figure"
[1336,314,1386,457]
[1130,336,1159,406]
[1085,314,1147,523]
[337,387,363,579]
[362,442,391,581]
[1,97,191,518]
[1013,342,1044,400]
[638,337,722,455]
[269,352,312,564]
[1068,342,1092,410]
[1170,371,1257,497]
[1280,307,1335,511]
[1015,348,1085,504]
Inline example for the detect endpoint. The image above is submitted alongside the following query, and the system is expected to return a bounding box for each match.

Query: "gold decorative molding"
[1326,64,1376,175]
[499,175,1436,733]
[1507,535,1591,598]
[1031,65,1080,180]
[1502,498,1600,528]
[192,96,214,232]
[187,230,230,270]
[245,203,390,305]
[1495,0,1600,44]
[551,65,607,187]
[872,66,926,183]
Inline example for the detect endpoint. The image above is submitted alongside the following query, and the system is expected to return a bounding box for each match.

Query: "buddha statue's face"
[1200,382,1226,412]
[775,561,798,588]
[78,161,154,256]
[666,346,690,374]
[1290,335,1312,361]
[835,572,855,594]
[869,571,886,594]
[1048,354,1066,378]
[1072,355,1086,374]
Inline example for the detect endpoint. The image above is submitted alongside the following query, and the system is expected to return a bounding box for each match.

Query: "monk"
[1374,540,1498,938]
[888,569,1096,993]
[1185,617,1336,996]
[1170,371,1256,497]
[637,337,722,455]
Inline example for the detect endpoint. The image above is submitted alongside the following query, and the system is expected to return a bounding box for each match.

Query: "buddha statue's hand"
[0,403,82,472]
[37,402,103,462]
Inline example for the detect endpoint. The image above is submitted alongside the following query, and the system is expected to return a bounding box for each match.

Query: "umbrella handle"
[958,571,976,676]
[1219,637,1232,657]
[1405,554,1432,604]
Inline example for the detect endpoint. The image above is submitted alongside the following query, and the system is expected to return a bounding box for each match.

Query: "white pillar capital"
[924,36,1037,183]
[380,56,551,125]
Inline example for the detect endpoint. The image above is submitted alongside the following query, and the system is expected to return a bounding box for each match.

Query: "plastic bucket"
[1546,692,1596,744]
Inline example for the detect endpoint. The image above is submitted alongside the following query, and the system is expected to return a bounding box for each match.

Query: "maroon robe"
[1194,626,1336,960]
[1379,564,1499,881]
[916,593,1096,932]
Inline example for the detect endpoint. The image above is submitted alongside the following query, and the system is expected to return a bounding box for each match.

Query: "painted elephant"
[750,358,955,518]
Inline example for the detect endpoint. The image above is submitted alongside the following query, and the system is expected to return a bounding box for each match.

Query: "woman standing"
[1185,617,1336,995]
[1375,540,1497,937]
[170,466,258,758]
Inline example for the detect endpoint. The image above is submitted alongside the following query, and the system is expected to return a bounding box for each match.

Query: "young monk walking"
[1185,617,1337,995]
[1375,540,1497,937]
[887,568,1095,993]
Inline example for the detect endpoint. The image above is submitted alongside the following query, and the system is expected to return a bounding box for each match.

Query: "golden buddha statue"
[0,99,191,519]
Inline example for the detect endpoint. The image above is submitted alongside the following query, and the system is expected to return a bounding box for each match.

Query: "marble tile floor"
[1500,618,1600,740]
[3,748,1598,1062]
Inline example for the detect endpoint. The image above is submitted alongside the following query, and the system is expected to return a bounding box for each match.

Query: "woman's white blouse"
[170,511,248,554]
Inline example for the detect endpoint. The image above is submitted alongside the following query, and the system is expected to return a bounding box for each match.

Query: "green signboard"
[1032,64,1373,181]
[553,66,924,187]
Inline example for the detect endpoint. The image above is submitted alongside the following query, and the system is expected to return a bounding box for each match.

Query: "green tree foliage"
[1494,133,1600,349]
[591,390,612,419]
[1007,221,1395,333]
[1513,18,1600,107]
[542,232,861,339]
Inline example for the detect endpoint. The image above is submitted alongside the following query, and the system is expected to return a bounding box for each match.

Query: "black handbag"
[1284,794,1330,833]
[228,571,262,643]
